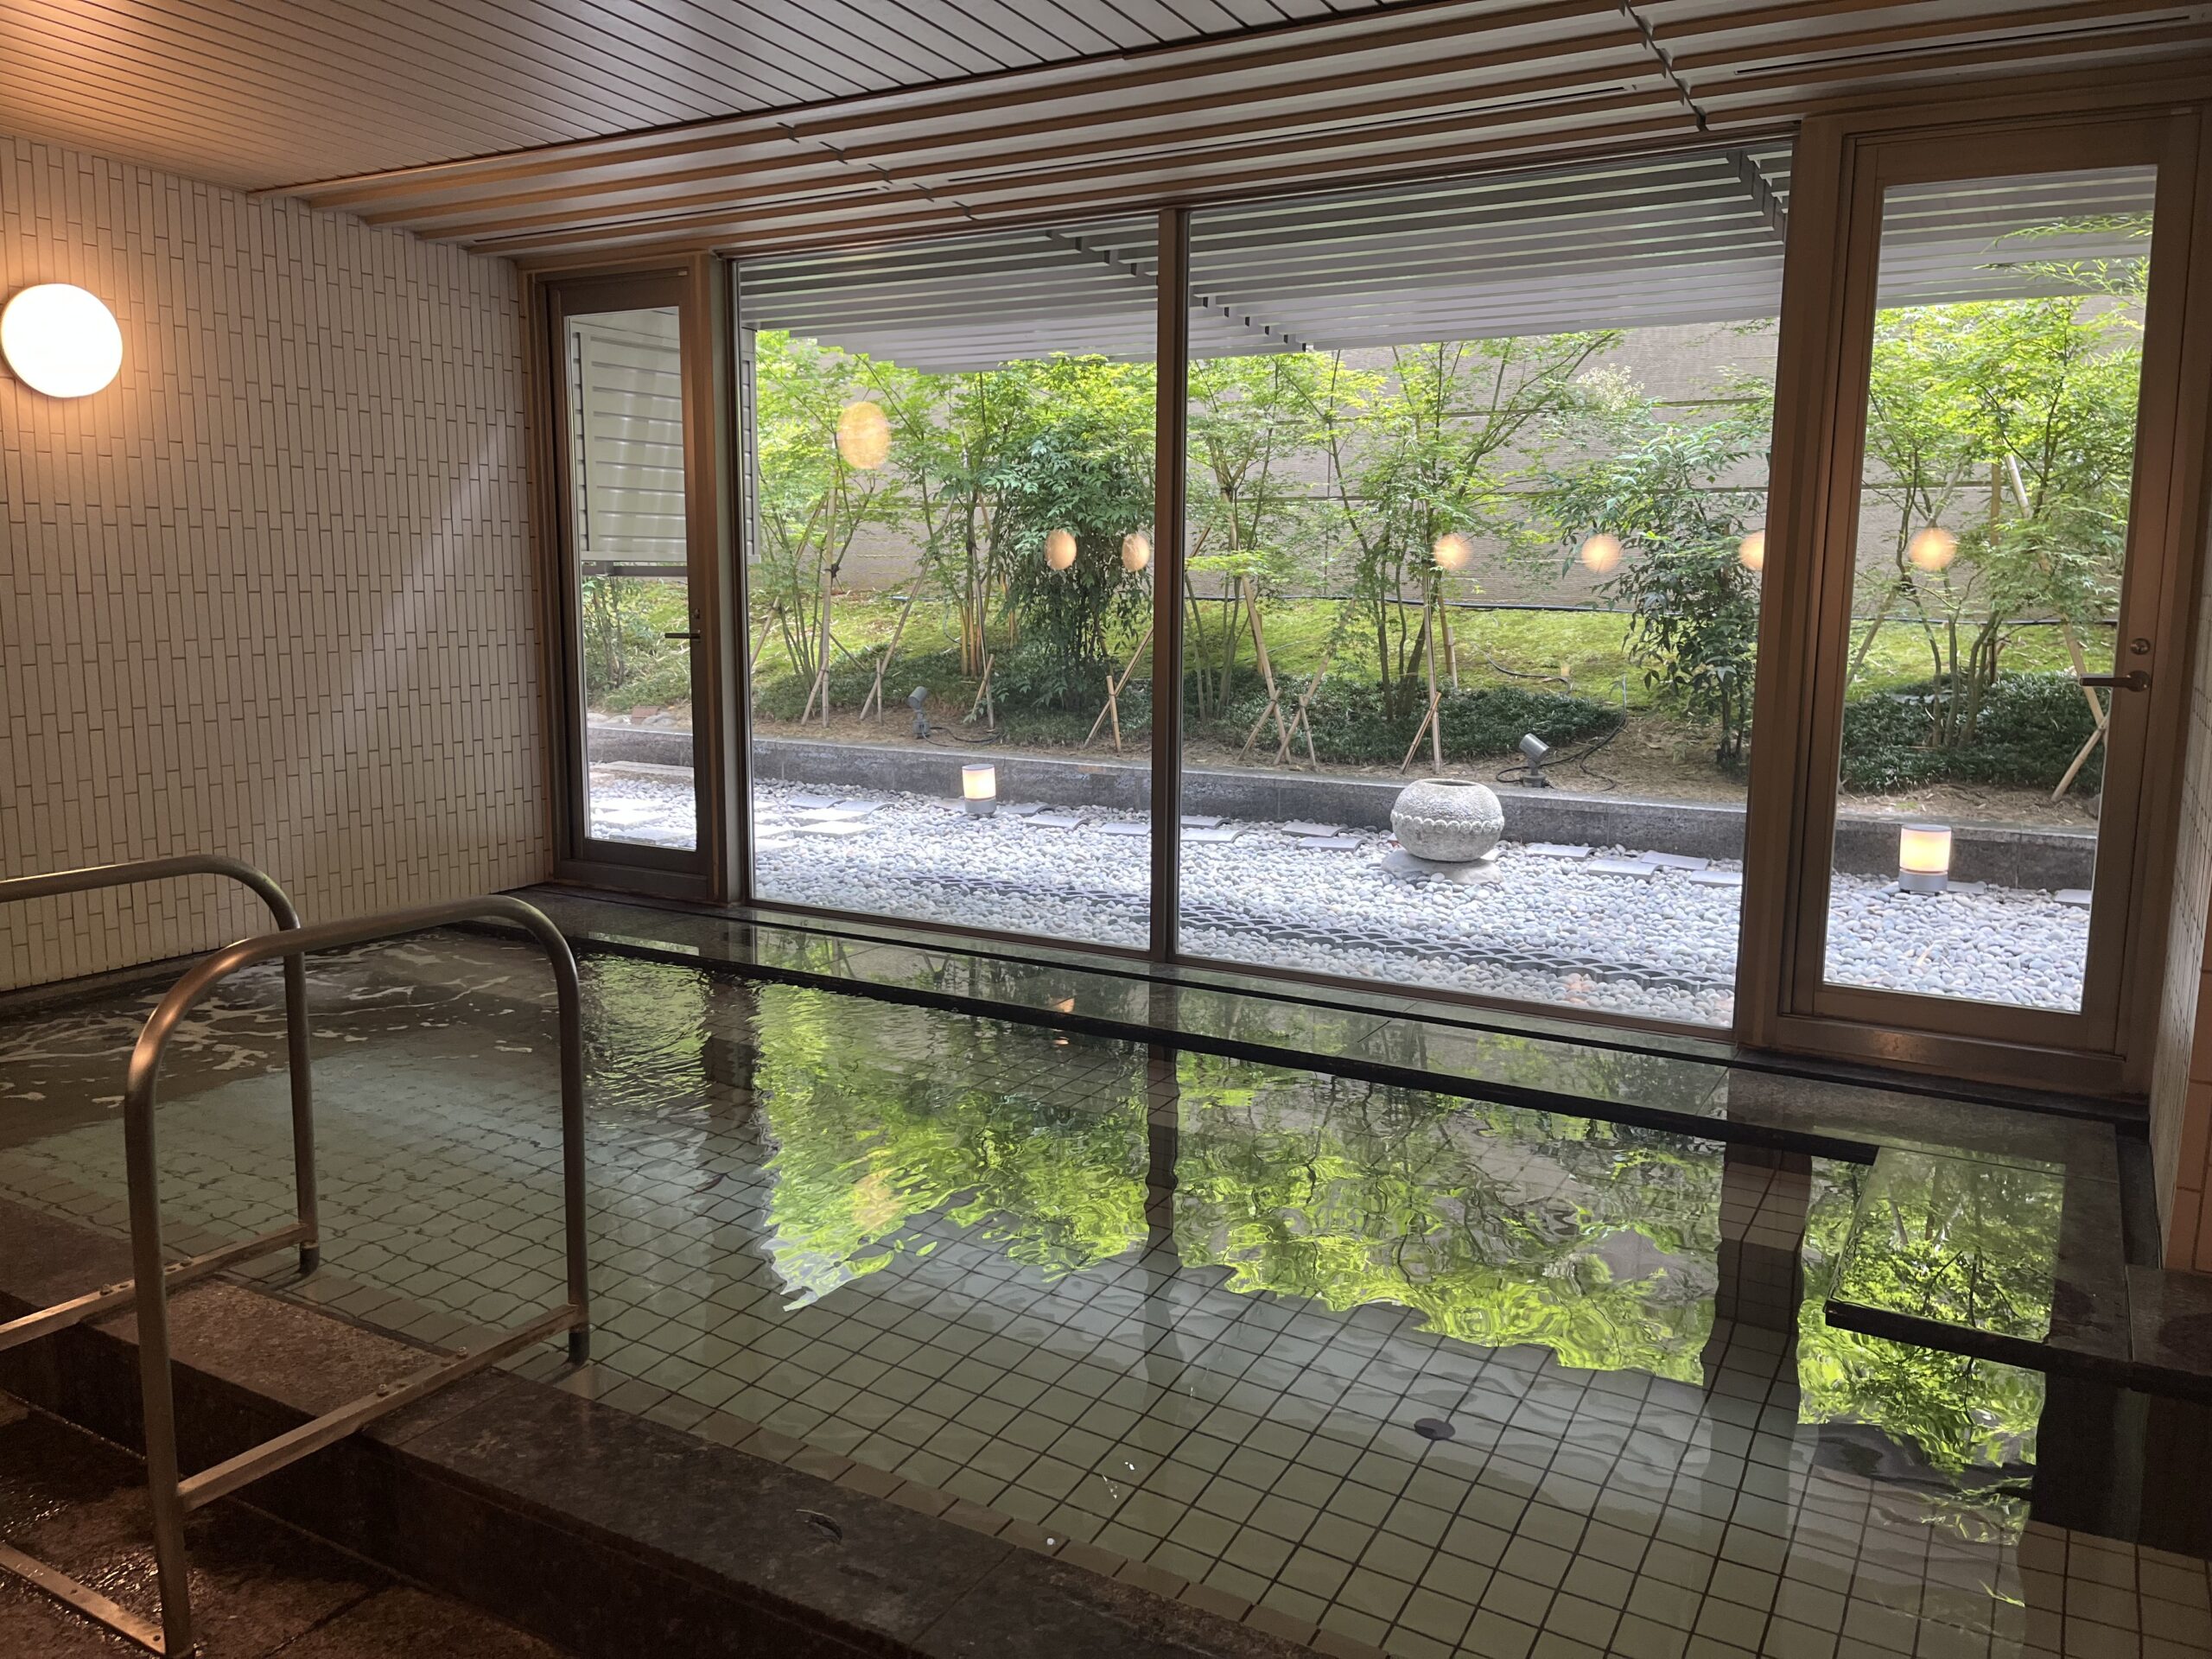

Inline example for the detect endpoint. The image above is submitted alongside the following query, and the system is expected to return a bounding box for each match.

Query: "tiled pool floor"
[1,934,2206,1659]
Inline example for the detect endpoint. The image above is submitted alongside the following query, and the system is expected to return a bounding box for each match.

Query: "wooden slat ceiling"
[272,0,2212,268]
[734,151,2149,370]
[0,0,1405,191]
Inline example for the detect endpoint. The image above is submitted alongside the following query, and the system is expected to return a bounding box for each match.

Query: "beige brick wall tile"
[1,137,547,988]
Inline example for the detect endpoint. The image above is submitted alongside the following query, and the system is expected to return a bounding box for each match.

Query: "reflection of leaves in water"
[753,988,1147,1304]
[1171,1052,1722,1380]
[1796,1161,2044,1480]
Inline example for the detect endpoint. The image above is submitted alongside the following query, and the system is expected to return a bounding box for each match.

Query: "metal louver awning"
[734,148,2152,372]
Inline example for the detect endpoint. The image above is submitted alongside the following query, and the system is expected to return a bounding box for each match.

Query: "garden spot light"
[1045,528,1077,570]
[1907,525,1958,573]
[1518,733,1553,787]
[963,764,997,817]
[1121,531,1151,574]
[1897,823,1953,894]
[836,400,891,469]
[1578,532,1623,575]
[1433,531,1473,573]
[1,283,123,397]
[1738,530,1766,573]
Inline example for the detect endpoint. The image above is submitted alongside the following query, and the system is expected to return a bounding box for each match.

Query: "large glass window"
[737,225,1156,945]
[1173,152,1787,1027]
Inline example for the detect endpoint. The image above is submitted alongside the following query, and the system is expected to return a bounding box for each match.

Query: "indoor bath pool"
[2,933,2205,1659]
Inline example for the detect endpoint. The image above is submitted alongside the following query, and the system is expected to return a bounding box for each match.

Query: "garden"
[584,279,2140,817]
[580,242,2140,1020]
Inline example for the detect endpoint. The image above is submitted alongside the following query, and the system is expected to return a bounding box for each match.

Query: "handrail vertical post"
[553,929,590,1363]
[123,1031,194,1656]
[281,947,319,1274]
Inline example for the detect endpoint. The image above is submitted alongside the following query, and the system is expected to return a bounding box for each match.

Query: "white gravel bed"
[588,770,2089,1023]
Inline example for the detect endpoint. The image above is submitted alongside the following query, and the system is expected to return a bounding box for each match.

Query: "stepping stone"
[1586,858,1659,880]
[1180,816,1224,830]
[1000,802,1043,817]
[1281,821,1342,837]
[788,793,839,809]
[1296,836,1362,851]
[797,804,878,822]
[1643,852,1710,871]
[791,821,872,838]
[836,799,887,813]
[753,836,795,854]
[2056,888,2094,907]
[1527,842,1592,860]
[1688,868,1743,887]
[1181,827,1239,844]
[1096,821,1150,836]
[1025,813,1082,830]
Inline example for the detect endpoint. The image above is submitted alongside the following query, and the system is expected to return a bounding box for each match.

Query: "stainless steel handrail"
[122,895,590,1657]
[0,856,319,1361]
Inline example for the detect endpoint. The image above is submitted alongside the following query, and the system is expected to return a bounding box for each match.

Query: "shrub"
[1839,672,2101,793]
[1217,681,1617,766]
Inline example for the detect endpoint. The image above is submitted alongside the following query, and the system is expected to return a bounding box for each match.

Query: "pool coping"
[0,1198,1318,1659]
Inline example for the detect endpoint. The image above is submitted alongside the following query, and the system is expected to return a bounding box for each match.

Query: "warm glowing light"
[1897,823,1953,893]
[836,400,891,469]
[1433,531,1474,573]
[1045,528,1077,571]
[1121,531,1152,574]
[1907,525,1958,573]
[1738,530,1766,573]
[1579,532,1623,575]
[1,283,122,398]
[962,763,996,817]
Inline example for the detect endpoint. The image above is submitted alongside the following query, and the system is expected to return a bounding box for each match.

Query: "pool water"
[2,933,2204,1659]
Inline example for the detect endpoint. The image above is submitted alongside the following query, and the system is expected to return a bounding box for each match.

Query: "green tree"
[1185,353,1326,719]
[1303,336,1616,721]
[1543,387,1770,766]
[992,358,1156,713]
[1850,232,2145,759]
[751,333,909,685]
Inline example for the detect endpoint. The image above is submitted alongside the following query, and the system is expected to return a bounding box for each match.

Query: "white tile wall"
[0,135,548,989]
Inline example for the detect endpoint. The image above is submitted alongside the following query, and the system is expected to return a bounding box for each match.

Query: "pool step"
[0,1198,1309,1659]
[1821,1144,2211,1399]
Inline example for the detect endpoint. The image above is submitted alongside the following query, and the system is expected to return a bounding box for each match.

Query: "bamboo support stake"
[1399,598,1446,774]
[965,652,996,728]
[1237,580,1293,758]
[1278,659,1330,768]
[860,593,918,721]
[1084,622,1154,751]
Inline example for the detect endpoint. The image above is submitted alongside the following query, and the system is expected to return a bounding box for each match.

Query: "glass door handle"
[2078,671,2150,692]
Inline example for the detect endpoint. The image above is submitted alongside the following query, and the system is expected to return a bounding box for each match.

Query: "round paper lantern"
[1045,528,1077,571]
[1579,532,1624,575]
[1738,530,1765,573]
[1121,531,1152,574]
[1432,531,1473,573]
[1907,525,1958,573]
[1,283,123,397]
[836,400,891,469]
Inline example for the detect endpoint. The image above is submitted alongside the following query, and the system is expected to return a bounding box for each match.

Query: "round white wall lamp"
[1,283,124,398]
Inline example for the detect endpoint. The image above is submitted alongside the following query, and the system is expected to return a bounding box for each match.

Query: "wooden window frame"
[531,257,736,902]
[1738,95,2212,1097]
